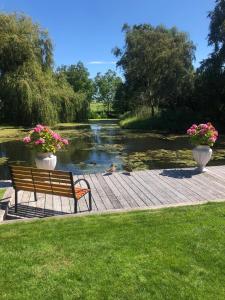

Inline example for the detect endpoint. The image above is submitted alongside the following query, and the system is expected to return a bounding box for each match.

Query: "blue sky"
[1,0,215,78]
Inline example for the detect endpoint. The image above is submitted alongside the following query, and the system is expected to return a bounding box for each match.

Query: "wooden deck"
[4,165,225,219]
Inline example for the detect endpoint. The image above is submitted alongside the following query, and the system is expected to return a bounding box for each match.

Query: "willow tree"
[0,13,88,125]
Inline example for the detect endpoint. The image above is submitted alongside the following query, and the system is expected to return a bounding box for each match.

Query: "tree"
[194,0,225,127]
[0,13,88,125]
[113,24,195,116]
[94,70,122,114]
[56,62,94,99]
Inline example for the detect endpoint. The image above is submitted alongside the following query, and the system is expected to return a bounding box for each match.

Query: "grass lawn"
[0,125,28,142]
[0,189,6,200]
[0,203,225,299]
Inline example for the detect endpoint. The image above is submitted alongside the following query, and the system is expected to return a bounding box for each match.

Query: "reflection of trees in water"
[57,138,92,164]
[0,140,35,179]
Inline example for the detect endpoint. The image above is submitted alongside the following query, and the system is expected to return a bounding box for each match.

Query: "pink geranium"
[187,122,218,147]
[52,133,61,140]
[35,138,45,145]
[23,136,31,144]
[23,124,69,154]
[61,138,69,145]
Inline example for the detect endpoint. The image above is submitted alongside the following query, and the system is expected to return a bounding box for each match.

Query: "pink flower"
[62,138,69,145]
[214,131,218,137]
[187,129,192,135]
[34,127,42,133]
[199,129,206,135]
[52,132,61,140]
[209,137,216,143]
[191,124,198,129]
[187,128,196,135]
[35,138,45,145]
[23,136,31,144]
[36,124,44,130]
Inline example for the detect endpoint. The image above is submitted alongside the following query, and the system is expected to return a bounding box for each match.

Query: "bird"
[123,163,133,175]
[105,163,116,174]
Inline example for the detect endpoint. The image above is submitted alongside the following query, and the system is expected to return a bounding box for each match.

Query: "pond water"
[1,120,225,180]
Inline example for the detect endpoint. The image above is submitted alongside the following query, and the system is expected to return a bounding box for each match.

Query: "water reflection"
[1,120,225,180]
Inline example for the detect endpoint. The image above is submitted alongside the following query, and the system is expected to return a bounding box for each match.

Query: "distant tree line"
[1,0,225,130]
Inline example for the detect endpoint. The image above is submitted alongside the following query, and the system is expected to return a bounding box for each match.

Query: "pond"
[1,120,225,180]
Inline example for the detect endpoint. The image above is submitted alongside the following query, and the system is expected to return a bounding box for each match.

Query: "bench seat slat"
[11,165,71,176]
[14,185,74,198]
[13,174,71,184]
[14,180,73,193]
[12,170,71,181]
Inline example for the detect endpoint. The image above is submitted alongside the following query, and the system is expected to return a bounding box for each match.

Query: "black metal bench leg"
[89,192,92,211]
[74,198,78,213]
[34,191,37,202]
[15,190,18,213]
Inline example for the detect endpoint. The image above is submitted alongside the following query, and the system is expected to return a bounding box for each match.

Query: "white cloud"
[88,61,116,65]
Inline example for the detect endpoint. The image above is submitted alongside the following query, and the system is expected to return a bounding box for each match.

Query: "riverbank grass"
[0,202,225,299]
[0,189,5,200]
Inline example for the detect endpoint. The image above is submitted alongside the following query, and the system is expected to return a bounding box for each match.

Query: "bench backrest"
[10,165,75,198]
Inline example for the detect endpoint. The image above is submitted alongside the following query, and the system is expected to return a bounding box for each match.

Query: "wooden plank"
[149,170,190,203]
[12,169,71,180]
[118,172,152,207]
[88,174,113,210]
[103,173,132,208]
[13,174,71,184]
[95,173,122,209]
[83,174,104,211]
[128,172,163,205]
[152,169,202,202]
[190,173,225,198]
[14,179,73,193]
[151,170,204,202]
[133,172,171,205]
[113,172,144,208]
[143,170,183,204]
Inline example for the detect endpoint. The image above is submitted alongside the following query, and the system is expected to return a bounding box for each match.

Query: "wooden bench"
[9,165,92,214]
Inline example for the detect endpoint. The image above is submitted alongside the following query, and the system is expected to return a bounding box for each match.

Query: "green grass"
[90,102,106,112]
[0,203,225,299]
[52,122,90,130]
[0,189,5,200]
[0,125,28,142]
[89,102,110,119]
[120,107,202,132]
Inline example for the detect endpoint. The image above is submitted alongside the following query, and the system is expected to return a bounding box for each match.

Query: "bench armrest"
[73,178,91,190]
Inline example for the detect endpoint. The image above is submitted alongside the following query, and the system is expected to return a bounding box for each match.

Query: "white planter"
[35,152,57,170]
[192,145,212,173]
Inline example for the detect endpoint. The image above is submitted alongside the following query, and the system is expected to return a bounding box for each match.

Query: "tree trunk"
[107,102,110,115]
[151,105,155,117]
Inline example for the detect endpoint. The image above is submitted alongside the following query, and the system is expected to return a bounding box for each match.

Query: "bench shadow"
[160,168,200,179]
[7,204,70,219]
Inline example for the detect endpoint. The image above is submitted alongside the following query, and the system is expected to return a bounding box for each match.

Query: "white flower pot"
[35,152,57,170]
[192,145,212,173]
